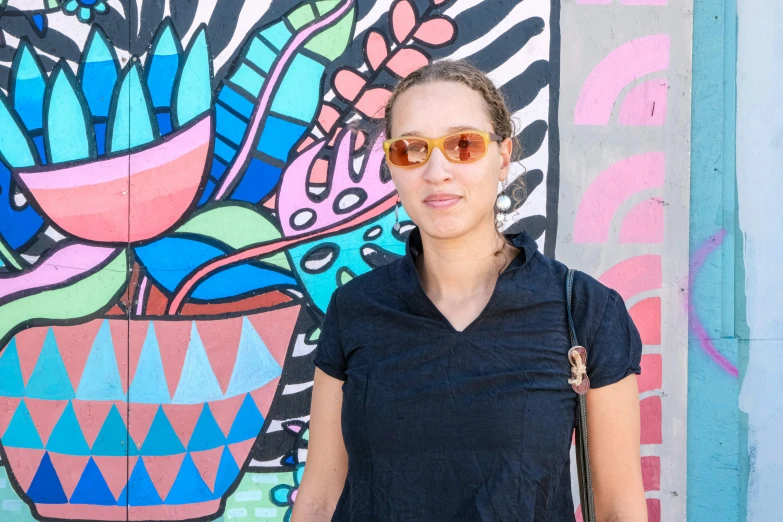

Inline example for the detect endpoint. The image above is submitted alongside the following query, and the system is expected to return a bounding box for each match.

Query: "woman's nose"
[421,147,454,183]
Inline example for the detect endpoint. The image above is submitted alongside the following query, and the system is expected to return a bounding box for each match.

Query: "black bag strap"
[566,269,595,522]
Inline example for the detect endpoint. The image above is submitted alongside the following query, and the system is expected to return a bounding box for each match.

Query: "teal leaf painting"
[11,41,47,135]
[107,62,159,153]
[78,26,120,120]
[172,25,212,129]
[44,61,96,164]
[146,19,183,135]
[0,90,37,168]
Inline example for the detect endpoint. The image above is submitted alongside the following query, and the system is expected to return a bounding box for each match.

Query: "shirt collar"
[403,225,538,268]
[397,225,539,313]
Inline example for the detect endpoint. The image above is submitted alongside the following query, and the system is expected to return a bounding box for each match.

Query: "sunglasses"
[382,129,504,168]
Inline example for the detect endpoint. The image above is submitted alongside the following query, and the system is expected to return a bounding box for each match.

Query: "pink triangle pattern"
[153,321,192,398]
[48,453,91,499]
[128,403,160,451]
[0,397,22,436]
[161,403,204,448]
[250,377,280,417]
[190,447,223,492]
[246,305,300,366]
[53,321,102,390]
[93,455,136,500]
[196,317,242,395]
[208,395,245,438]
[3,447,45,491]
[14,327,48,385]
[25,398,68,446]
[143,454,185,501]
[228,439,255,469]
[72,400,114,448]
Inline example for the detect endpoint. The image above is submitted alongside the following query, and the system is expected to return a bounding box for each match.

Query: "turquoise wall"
[689,0,748,519]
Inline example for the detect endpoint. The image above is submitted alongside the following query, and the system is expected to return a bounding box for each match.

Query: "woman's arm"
[290,368,349,522]
[586,374,648,522]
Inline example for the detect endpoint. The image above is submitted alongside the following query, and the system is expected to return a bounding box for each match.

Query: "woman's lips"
[423,194,462,208]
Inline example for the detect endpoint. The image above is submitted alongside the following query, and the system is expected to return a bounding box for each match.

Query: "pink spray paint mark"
[688,229,739,377]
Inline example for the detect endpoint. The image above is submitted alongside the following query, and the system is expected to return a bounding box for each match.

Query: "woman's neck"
[416,221,518,301]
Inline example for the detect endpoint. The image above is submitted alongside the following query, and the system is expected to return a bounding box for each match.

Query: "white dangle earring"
[495,179,512,221]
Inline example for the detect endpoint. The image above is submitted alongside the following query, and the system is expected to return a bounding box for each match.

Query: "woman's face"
[387,81,513,241]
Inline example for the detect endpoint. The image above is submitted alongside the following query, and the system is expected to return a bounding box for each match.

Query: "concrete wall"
[557,1,693,520]
[736,1,783,520]
[0,0,772,520]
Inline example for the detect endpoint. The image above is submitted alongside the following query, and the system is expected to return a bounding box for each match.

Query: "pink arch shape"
[574,152,665,244]
[619,197,665,243]
[619,78,669,126]
[598,255,662,301]
[574,35,670,125]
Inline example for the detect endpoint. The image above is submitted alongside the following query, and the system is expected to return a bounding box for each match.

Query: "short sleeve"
[586,289,643,389]
[313,288,347,381]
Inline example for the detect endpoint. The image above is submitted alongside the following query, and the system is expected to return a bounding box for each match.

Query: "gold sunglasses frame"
[382,129,504,168]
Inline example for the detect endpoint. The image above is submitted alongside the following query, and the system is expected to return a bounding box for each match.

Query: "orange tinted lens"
[442,133,487,162]
[388,138,429,167]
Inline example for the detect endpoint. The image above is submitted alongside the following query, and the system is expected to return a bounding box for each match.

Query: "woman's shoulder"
[530,250,614,303]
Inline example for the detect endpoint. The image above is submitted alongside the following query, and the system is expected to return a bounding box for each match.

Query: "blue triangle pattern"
[172,323,223,404]
[47,401,90,455]
[3,400,43,449]
[76,320,125,401]
[69,457,117,505]
[212,445,240,498]
[115,485,127,506]
[26,452,67,504]
[25,328,75,400]
[187,404,225,452]
[125,458,163,506]
[0,340,25,397]
[164,452,212,504]
[91,404,137,456]
[128,322,170,404]
[227,393,264,444]
[140,406,184,456]
[225,317,282,398]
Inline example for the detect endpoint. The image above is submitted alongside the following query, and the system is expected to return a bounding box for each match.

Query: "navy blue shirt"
[313,226,642,521]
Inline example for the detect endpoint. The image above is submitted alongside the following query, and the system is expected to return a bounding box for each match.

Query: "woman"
[292,60,647,521]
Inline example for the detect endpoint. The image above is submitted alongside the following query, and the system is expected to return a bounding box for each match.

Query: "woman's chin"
[418,219,472,241]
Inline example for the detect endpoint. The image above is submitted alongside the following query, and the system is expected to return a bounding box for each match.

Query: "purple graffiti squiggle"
[687,228,738,377]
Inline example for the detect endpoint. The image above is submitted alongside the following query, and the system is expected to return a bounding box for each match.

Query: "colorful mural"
[0,0,695,520]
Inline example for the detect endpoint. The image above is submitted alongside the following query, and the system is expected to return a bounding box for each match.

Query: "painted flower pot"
[12,114,212,246]
[0,302,299,521]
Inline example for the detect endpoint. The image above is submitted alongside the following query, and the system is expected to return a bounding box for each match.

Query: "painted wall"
[0,0,768,520]
[0,1,565,520]
[735,0,783,520]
